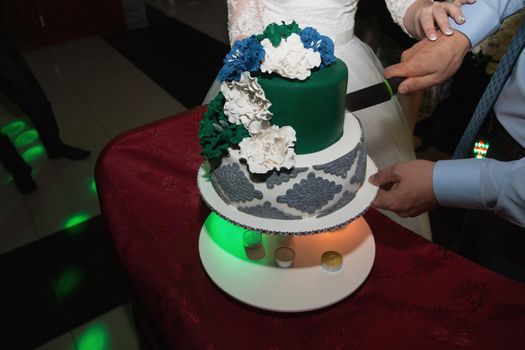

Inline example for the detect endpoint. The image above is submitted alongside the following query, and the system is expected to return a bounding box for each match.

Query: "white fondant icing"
[213,113,365,219]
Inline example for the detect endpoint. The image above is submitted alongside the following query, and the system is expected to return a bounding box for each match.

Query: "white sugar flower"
[260,33,321,80]
[239,124,296,174]
[221,72,273,130]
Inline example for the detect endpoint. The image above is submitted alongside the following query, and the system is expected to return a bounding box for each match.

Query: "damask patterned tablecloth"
[95,106,525,350]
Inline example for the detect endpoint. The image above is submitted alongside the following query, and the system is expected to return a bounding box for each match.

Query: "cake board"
[198,157,378,312]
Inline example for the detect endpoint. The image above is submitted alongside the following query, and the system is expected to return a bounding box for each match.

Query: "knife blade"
[345,77,405,112]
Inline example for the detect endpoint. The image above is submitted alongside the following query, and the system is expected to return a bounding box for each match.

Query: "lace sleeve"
[227,0,264,46]
[384,0,418,35]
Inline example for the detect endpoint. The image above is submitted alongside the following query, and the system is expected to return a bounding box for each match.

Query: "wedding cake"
[198,22,369,234]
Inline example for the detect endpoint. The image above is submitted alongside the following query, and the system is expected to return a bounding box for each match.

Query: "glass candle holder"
[274,247,295,268]
[321,251,343,272]
[242,230,262,249]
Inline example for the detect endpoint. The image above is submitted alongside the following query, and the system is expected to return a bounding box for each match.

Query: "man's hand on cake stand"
[369,160,437,218]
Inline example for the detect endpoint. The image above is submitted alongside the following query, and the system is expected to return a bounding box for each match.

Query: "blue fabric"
[434,158,525,227]
[452,18,525,159]
[434,0,525,227]
[449,0,523,47]
[495,50,525,148]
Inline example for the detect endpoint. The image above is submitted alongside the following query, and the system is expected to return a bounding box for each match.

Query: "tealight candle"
[321,251,343,272]
[242,230,262,249]
[274,247,295,268]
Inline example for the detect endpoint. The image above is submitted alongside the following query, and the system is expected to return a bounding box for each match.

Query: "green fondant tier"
[257,59,348,154]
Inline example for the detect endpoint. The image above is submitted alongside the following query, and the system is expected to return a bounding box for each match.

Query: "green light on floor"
[62,211,92,231]
[77,323,110,350]
[55,266,83,298]
[1,168,37,186]
[1,120,27,137]
[22,145,45,162]
[2,173,13,185]
[15,129,39,147]
[90,177,97,194]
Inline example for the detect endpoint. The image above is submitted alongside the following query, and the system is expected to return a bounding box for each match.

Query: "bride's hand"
[418,0,476,41]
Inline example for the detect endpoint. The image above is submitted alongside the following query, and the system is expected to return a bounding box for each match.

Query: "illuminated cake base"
[198,213,375,312]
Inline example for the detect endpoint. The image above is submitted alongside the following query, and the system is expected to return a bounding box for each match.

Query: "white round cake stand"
[198,214,375,312]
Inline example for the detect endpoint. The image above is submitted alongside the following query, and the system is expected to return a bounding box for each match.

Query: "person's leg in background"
[0,133,36,193]
[0,38,90,160]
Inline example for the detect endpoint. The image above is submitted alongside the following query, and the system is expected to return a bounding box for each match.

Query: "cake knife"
[345,77,405,112]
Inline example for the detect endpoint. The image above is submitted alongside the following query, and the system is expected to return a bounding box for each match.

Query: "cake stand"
[199,213,374,312]
[197,157,378,312]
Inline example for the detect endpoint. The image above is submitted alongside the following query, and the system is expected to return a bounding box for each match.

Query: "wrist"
[450,29,472,53]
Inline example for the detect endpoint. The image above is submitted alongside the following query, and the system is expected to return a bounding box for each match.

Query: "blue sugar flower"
[299,27,322,49]
[299,27,336,68]
[217,59,244,82]
[217,36,265,82]
[317,34,336,67]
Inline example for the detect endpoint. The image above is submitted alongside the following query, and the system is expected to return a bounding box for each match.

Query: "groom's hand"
[384,30,471,94]
[369,160,437,218]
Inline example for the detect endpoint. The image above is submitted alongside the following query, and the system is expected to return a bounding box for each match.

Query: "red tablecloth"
[96,107,525,350]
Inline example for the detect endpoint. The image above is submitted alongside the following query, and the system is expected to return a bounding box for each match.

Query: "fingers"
[398,75,440,94]
[432,6,453,35]
[371,160,437,217]
[389,66,439,94]
[420,2,468,41]
[368,168,400,188]
[444,4,466,25]
[454,0,476,5]
[419,9,439,41]
[384,62,409,80]
[373,188,411,217]
[373,184,421,218]
[384,47,421,79]
[372,189,395,211]
[369,169,398,210]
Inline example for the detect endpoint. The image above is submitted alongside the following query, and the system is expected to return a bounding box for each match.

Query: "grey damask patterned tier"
[209,115,367,220]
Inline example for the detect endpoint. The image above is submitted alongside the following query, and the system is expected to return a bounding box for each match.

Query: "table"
[95,107,525,350]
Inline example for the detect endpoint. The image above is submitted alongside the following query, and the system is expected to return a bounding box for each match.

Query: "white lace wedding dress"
[204,0,432,240]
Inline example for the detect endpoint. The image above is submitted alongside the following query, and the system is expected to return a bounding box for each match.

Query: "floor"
[0,1,464,349]
[0,33,187,349]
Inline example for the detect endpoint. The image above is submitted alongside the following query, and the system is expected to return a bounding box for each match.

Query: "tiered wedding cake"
[198,22,374,234]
